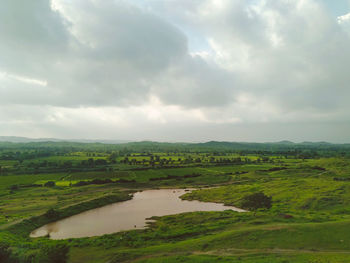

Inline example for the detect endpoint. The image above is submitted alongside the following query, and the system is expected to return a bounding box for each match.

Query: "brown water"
[30,189,245,239]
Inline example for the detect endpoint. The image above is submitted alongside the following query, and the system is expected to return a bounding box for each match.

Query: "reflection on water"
[30,189,245,239]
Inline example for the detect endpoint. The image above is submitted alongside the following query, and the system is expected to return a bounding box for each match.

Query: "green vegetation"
[241,192,272,212]
[0,141,350,262]
[35,243,69,263]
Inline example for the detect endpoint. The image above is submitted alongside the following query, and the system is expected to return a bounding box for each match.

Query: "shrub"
[0,243,11,263]
[35,244,69,263]
[44,208,60,219]
[44,181,56,187]
[9,185,18,191]
[241,192,272,211]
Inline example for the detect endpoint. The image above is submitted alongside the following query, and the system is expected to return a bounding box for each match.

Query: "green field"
[1,141,350,262]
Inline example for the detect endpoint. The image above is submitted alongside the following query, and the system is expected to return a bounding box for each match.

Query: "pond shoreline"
[30,188,245,239]
[7,192,132,238]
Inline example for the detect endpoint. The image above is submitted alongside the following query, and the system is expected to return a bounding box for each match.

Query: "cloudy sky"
[1,0,350,142]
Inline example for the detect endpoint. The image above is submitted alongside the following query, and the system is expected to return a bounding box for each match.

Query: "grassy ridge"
[182,167,350,213]
[134,253,350,263]
[68,215,350,262]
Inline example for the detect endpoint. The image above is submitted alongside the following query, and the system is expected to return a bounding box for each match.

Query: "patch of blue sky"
[319,0,350,16]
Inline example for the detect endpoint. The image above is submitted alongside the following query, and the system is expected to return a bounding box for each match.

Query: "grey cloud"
[0,0,234,108]
[1,0,350,142]
[152,55,236,108]
[1,103,349,143]
[144,0,350,115]
[0,0,70,77]
[189,0,350,115]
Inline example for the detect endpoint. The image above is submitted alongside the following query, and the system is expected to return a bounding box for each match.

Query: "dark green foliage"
[241,192,272,211]
[44,181,55,187]
[94,159,107,166]
[0,243,11,263]
[9,185,18,191]
[44,208,60,219]
[35,244,69,263]
[73,178,113,187]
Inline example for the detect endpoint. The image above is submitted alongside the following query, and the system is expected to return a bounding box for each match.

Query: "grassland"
[1,141,350,262]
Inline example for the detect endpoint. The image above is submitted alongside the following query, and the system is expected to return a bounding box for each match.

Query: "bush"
[44,181,56,187]
[9,185,18,191]
[35,244,69,263]
[44,208,60,219]
[241,192,272,211]
[0,243,11,263]
[73,178,113,187]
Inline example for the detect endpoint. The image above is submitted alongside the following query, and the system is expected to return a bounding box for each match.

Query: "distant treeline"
[0,140,349,155]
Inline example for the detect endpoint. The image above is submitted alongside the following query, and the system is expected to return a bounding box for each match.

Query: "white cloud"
[1,72,47,87]
[338,12,350,23]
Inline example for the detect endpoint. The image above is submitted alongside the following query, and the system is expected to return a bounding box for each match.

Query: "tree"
[0,243,11,263]
[62,161,72,168]
[87,158,94,167]
[241,192,272,213]
[95,159,107,166]
[35,244,69,263]
[44,181,56,187]
[9,185,18,191]
[44,208,60,219]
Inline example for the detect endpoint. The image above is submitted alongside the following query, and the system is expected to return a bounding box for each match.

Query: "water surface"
[30,189,244,239]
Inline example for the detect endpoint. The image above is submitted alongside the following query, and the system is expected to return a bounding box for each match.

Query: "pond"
[30,189,245,239]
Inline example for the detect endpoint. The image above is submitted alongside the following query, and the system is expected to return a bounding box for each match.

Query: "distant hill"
[273,140,295,144]
[0,136,129,144]
[0,136,61,143]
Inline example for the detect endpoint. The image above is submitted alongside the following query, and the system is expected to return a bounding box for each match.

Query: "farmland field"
[1,141,350,262]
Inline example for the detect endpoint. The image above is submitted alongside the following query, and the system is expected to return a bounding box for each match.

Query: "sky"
[1,0,350,143]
